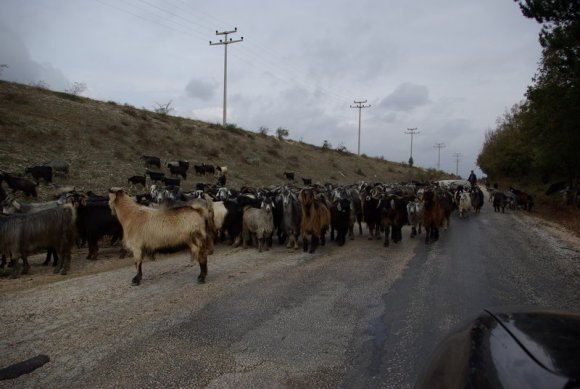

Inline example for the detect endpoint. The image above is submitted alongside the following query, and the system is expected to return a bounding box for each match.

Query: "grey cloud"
[0,24,69,90]
[378,83,430,112]
[185,78,217,100]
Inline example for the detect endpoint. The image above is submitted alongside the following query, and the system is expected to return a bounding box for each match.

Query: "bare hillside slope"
[0,80,449,198]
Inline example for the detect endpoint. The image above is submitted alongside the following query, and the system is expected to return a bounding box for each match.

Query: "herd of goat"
[0,156,537,286]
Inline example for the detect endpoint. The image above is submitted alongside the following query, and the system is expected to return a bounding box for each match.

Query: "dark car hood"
[416,307,580,389]
[488,308,580,380]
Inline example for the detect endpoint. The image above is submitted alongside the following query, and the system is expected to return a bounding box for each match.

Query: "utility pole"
[404,128,420,167]
[453,152,462,176]
[210,27,243,127]
[350,100,371,156]
[433,142,446,170]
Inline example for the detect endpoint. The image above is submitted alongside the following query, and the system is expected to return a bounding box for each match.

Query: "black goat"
[141,155,161,169]
[284,172,295,181]
[194,165,205,175]
[330,198,351,246]
[162,177,181,187]
[302,177,312,185]
[67,193,124,260]
[128,175,146,187]
[0,173,38,197]
[167,163,187,180]
[203,164,215,175]
[146,169,165,183]
[25,166,53,184]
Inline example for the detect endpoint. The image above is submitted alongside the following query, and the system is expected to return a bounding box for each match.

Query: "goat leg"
[132,261,143,286]
[309,236,319,254]
[197,261,207,283]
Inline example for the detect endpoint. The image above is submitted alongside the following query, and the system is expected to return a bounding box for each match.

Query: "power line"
[350,100,371,156]
[210,28,243,126]
[96,0,355,106]
[433,142,445,170]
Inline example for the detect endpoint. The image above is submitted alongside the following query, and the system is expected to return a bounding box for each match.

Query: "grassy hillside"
[0,80,452,199]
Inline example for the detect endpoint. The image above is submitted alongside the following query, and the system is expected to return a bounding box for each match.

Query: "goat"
[178,160,190,170]
[0,205,77,277]
[25,165,53,184]
[422,189,445,244]
[470,187,484,214]
[216,166,228,176]
[1,195,65,266]
[298,188,331,253]
[162,177,181,187]
[279,188,301,249]
[330,197,350,246]
[508,187,534,211]
[44,160,70,176]
[203,163,215,175]
[167,163,187,180]
[0,173,38,197]
[66,193,124,260]
[128,175,146,188]
[493,191,507,213]
[302,178,312,185]
[108,188,213,285]
[146,169,165,183]
[457,191,472,218]
[242,198,275,252]
[362,189,381,240]
[377,194,408,247]
[221,199,244,246]
[194,165,205,176]
[407,200,423,238]
[284,172,295,181]
[217,174,226,187]
[141,155,161,169]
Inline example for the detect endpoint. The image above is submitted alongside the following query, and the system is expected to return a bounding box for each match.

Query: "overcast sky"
[0,0,542,177]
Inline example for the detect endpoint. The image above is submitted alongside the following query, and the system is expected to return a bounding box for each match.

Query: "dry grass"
[0,79,453,199]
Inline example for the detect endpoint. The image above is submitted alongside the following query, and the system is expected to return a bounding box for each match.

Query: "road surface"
[1,202,579,388]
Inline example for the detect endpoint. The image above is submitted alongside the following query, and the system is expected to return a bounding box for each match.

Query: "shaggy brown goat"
[108,188,214,285]
[298,188,331,253]
[422,189,445,244]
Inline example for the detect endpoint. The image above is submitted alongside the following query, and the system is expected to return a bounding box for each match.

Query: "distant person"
[468,170,477,187]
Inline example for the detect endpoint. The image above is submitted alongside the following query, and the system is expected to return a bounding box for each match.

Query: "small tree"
[153,100,174,116]
[322,140,332,150]
[66,81,87,96]
[276,127,289,140]
[0,64,7,76]
[30,80,49,89]
[258,126,269,136]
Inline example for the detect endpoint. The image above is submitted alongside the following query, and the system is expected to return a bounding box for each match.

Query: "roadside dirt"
[1,207,579,388]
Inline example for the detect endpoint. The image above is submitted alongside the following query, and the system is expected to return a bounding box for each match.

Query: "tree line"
[477,0,580,187]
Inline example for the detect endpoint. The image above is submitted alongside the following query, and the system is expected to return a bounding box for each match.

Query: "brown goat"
[422,189,445,244]
[108,188,213,285]
[298,188,331,253]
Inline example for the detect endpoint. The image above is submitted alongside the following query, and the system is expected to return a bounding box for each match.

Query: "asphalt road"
[1,201,579,388]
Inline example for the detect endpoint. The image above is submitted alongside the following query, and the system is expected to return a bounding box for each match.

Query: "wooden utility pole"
[453,152,462,175]
[210,28,243,126]
[405,128,420,167]
[434,142,446,170]
[350,100,371,156]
